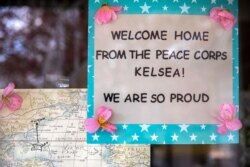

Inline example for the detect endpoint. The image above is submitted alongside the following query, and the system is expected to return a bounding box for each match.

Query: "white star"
[162,5,168,11]
[140,3,151,14]
[152,0,158,2]
[200,124,206,130]
[171,133,179,141]
[173,0,178,2]
[111,134,118,141]
[210,133,217,141]
[192,0,197,3]
[235,105,239,111]
[227,133,234,141]
[235,28,238,35]
[113,0,118,2]
[88,26,92,34]
[235,66,239,74]
[162,124,167,130]
[179,124,189,132]
[190,133,197,141]
[180,3,190,14]
[132,133,139,141]
[228,0,234,5]
[92,134,99,141]
[134,0,139,2]
[122,124,128,130]
[151,134,158,141]
[124,5,129,11]
[95,0,100,3]
[211,0,216,4]
[140,124,150,132]
[201,6,206,12]
[88,65,92,73]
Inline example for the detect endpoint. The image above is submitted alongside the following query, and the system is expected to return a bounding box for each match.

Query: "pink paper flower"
[95,4,122,24]
[210,7,236,30]
[84,106,117,134]
[0,82,23,111]
[217,103,242,134]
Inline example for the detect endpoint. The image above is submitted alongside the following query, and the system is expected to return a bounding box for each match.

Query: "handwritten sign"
[88,0,239,144]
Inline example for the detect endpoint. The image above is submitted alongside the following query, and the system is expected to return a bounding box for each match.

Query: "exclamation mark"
[182,68,185,77]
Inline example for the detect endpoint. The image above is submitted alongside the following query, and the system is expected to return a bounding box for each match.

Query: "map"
[0,89,150,167]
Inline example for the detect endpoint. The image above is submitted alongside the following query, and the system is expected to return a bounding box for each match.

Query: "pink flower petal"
[111,11,118,21]
[220,18,235,30]
[5,94,23,111]
[97,106,112,124]
[216,115,224,122]
[216,103,242,134]
[102,122,117,134]
[3,82,15,97]
[210,8,236,30]
[95,6,113,24]
[84,118,100,133]
[210,8,222,22]
[218,10,235,20]
[0,100,4,111]
[219,103,236,121]
[225,119,242,131]
[95,5,122,24]
[110,6,122,12]
[217,124,228,134]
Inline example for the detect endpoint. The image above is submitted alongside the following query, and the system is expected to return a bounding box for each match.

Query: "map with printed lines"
[0,89,150,167]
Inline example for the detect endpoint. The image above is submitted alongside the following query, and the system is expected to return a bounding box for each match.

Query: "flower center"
[224,109,233,120]
[2,95,10,104]
[98,117,107,125]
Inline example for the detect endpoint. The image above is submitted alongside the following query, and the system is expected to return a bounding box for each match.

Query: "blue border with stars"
[87,0,239,144]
